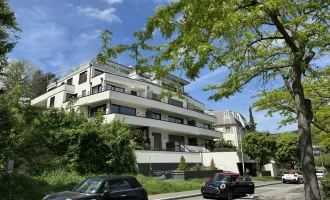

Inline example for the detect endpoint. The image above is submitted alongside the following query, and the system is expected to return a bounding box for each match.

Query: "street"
[183,183,305,200]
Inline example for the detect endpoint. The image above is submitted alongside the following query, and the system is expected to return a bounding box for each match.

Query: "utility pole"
[240,127,245,175]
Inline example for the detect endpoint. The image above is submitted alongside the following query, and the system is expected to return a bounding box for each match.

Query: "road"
[184,183,305,200]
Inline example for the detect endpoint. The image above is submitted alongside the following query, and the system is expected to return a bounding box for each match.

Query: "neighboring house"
[31,60,223,153]
[205,110,250,147]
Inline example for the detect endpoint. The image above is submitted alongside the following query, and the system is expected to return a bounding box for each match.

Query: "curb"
[152,182,282,200]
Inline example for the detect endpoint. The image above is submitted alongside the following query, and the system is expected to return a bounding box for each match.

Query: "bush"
[321,173,330,199]
[315,153,330,168]
[0,170,206,199]
[209,158,217,170]
[177,156,188,171]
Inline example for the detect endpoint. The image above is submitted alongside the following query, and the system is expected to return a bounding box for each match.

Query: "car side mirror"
[101,189,111,196]
[235,179,239,184]
[207,177,212,181]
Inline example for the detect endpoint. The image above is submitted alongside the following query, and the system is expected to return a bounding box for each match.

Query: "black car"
[201,172,254,200]
[43,175,148,200]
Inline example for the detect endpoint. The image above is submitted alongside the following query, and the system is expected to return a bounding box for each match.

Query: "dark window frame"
[92,84,102,94]
[111,104,136,116]
[168,98,183,108]
[168,116,183,124]
[67,78,73,85]
[49,96,55,107]
[82,90,86,97]
[111,85,125,93]
[90,104,107,117]
[152,112,161,120]
[94,69,104,77]
[78,71,88,84]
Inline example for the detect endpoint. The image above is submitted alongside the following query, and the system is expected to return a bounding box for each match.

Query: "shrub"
[189,164,201,171]
[209,158,217,170]
[321,173,330,199]
[177,156,188,171]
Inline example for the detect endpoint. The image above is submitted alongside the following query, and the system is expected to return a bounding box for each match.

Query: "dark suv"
[43,175,148,200]
[201,172,254,200]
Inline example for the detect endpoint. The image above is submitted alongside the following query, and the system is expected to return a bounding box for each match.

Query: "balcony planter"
[173,170,224,180]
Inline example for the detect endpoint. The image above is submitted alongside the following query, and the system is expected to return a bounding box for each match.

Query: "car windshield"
[316,170,324,173]
[212,174,228,181]
[73,178,103,194]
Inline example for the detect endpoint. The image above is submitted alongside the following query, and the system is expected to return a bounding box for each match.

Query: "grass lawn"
[0,170,207,200]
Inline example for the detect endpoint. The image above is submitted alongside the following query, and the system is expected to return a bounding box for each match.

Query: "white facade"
[31,60,223,151]
[205,110,249,147]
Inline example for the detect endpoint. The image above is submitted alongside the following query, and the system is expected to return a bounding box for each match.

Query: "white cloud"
[77,6,121,23]
[103,0,123,5]
[153,0,178,4]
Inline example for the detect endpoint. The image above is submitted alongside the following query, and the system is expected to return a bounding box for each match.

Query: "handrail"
[65,84,216,119]
[105,112,221,133]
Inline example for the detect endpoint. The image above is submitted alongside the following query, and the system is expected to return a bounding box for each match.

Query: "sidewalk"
[148,181,281,200]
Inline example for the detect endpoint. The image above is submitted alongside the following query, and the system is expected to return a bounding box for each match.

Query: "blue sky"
[8,0,301,133]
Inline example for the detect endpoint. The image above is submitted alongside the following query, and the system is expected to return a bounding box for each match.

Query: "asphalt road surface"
[184,183,305,200]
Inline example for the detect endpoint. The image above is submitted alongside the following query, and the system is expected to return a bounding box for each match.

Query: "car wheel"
[297,178,300,184]
[226,189,233,200]
[202,195,211,199]
[282,179,286,183]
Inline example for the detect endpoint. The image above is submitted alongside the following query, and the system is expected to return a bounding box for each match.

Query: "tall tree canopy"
[253,66,330,151]
[275,132,300,169]
[98,1,330,199]
[0,0,20,70]
[242,132,276,177]
[0,59,55,100]
[248,106,256,132]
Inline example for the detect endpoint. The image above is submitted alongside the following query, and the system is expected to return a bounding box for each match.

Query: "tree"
[98,1,330,198]
[1,59,38,100]
[177,155,188,171]
[29,70,55,99]
[0,0,20,71]
[0,59,54,99]
[213,139,237,152]
[210,158,217,170]
[253,66,330,152]
[248,107,256,132]
[242,132,276,177]
[275,132,300,169]
[315,153,330,168]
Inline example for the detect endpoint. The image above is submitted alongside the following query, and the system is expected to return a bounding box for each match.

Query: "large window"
[199,123,210,129]
[152,93,160,101]
[111,104,136,116]
[49,96,55,107]
[90,104,106,117]
[163,82,176,92]
[94,69,104,77]
[168,116,183,124]
[168,98,183,108]
[67,78,73,85]
[92,84,102,94]
[65,93,77,102]
[152,112,161,120]
[111,85,125,93]
[225,126,231,133]
[79,71,87,84]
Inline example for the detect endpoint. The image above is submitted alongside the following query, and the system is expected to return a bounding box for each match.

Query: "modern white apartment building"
[31,60,223,153]
[205,110,250,147]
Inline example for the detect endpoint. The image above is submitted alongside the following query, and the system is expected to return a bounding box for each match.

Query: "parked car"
[201,172,254,200]
[316,169,325,179]
[42,175,148,200]
[282,169,304,183]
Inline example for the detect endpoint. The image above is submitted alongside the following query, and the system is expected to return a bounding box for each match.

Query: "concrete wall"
[135,150,202,164]
[202,152,255,173]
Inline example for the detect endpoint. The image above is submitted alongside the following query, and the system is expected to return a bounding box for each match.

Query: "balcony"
[31,84,75,106]
[104,113,222,138]
[68,86,216,123]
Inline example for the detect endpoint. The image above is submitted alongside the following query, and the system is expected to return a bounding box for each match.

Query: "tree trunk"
[257,163,263,177]
[292,63,321,200]
[290,163,295,169]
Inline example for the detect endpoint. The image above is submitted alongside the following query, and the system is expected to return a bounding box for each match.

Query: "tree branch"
[248,36,284,47]
[268,12,298,53]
